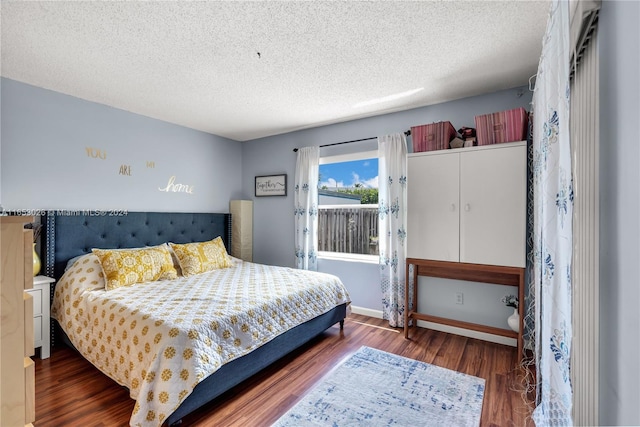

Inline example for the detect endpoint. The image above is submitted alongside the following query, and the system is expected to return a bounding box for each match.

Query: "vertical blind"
[569,1,600,424]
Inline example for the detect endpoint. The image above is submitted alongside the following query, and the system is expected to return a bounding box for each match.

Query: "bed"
[43,211,349,427]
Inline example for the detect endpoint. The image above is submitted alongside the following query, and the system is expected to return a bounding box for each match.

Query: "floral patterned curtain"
[378,133,408,327]
[294,146,319,270]
[531,1,574,424]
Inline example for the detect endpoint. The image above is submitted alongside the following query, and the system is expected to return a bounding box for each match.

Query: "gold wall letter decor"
[158,176,194,194]
[146,161,155,168]
[119,165,132,176]
[85,147,107,159]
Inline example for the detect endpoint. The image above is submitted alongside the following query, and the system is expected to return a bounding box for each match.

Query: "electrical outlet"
[455,292,464,305]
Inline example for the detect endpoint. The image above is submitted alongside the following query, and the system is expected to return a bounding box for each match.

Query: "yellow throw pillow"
[92,244,178,291]
[169,237,232,276]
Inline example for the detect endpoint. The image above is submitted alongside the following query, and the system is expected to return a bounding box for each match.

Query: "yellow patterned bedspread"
[52,259,350,426]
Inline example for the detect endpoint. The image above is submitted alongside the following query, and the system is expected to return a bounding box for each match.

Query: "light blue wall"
[318,258,380,310]
[1,78,243,212]
[599,1,640,425]
[243,86,533,319]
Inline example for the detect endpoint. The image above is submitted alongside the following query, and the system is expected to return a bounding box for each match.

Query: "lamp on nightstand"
[229,200,253,262]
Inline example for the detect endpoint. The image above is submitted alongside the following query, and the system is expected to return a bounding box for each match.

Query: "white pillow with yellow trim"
[92,244,178,291]
[169,236,232,276]
[62,253,106,291]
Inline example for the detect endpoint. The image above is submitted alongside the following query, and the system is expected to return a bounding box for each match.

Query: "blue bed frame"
[43,211,347,426]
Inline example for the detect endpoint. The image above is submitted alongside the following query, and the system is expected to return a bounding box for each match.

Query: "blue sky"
[319,158,379,189]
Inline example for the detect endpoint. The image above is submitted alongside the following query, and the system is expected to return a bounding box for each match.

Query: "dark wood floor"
[34,313,533,426]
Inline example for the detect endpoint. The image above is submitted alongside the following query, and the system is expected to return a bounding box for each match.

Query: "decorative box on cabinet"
[411,121,457,152]
[408,141,527,268]
[1,216,36,427]
[27,275,54,359]
[475,107,529,146]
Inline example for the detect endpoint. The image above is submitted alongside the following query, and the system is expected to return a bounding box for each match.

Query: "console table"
[404,258,525,360]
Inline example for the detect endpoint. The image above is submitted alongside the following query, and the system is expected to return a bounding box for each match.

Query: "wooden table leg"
[404,261,410,339]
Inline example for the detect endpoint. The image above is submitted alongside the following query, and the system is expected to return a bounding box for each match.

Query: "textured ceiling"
[1,1,549,141]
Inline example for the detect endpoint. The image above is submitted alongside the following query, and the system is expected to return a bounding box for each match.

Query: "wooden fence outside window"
[317,205,379,255]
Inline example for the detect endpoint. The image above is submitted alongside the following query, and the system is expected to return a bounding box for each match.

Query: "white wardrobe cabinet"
[408,141,526,268]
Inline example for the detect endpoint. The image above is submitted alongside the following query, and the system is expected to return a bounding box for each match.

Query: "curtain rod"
[293,130,411,152]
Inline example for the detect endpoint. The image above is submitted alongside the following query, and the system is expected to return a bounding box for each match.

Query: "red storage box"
[411,121,457,152]
[474,107,529,146]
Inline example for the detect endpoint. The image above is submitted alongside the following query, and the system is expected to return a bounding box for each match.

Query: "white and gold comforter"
[52,259,350,426]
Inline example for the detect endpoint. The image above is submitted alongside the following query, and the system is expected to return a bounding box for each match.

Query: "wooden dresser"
[1,216,36,427]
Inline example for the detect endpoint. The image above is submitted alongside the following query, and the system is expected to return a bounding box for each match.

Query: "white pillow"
[61,253,106,291]
[64,254,86,271]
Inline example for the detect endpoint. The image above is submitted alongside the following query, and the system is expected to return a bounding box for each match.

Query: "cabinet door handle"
[464,204,471,212]
[450,204,456,212]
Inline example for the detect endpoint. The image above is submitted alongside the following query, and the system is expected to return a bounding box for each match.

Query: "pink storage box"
[411,121,457,152]
[474,107,529,146]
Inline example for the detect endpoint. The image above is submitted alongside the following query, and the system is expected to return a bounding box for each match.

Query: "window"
[318,151,379,259]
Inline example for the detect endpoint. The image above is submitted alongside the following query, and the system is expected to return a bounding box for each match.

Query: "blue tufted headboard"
[43,211,232,281]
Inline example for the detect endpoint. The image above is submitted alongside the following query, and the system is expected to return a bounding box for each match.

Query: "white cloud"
[351,172,378,188]
[363,176,378,188]
[320,177,345,188]
[320,174,378,189]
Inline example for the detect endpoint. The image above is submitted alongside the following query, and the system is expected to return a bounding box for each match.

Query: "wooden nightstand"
[27,276,54,359]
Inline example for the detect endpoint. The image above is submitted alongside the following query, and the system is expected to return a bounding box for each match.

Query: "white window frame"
[319,150,378,166]
[318,150,379,263]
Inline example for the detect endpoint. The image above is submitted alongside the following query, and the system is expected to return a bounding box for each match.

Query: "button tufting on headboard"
[46,211,232,282]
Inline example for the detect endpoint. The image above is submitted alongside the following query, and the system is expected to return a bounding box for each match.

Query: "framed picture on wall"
[255,174,287,197]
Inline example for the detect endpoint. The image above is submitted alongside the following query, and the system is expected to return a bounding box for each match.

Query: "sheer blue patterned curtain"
[531,1,573,425]
[294,146,319,270]
[377,133,408,327]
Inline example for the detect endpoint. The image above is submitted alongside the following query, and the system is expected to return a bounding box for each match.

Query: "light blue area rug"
[273,346,485,427]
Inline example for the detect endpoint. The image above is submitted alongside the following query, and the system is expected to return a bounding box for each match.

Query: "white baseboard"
[416,321,517,347]
[349,305,516,347]
[350,305,383,319]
